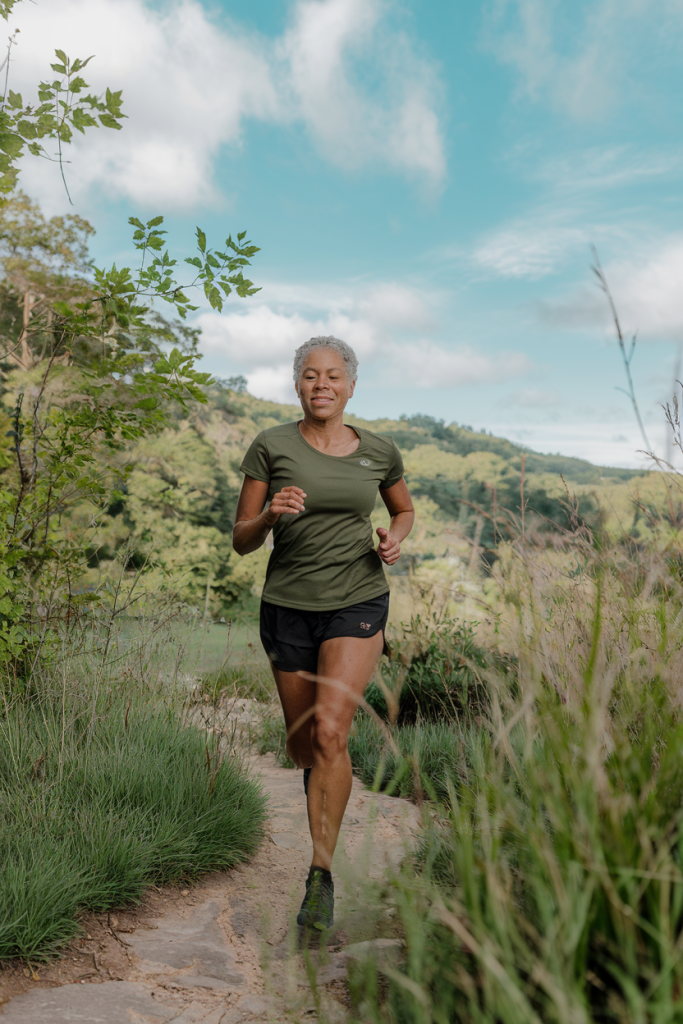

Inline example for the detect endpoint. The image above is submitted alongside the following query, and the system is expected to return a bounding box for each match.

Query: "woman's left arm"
[376,477,415,566]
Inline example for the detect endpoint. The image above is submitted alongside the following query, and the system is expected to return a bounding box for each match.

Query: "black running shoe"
[303,766,311,795]
[296,866,334,930]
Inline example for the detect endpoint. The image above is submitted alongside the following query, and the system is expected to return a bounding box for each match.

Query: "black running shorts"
[259,593,390,674]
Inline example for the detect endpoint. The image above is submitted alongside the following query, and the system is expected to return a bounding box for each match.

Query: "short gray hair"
[293,336,358,384]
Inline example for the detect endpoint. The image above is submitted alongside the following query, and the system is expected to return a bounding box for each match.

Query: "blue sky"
[10,0,683,467]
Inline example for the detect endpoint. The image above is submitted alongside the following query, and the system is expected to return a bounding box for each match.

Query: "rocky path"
[0,753,420,1023]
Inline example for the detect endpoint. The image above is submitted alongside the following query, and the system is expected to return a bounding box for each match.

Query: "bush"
[0,695,266,959]
[348,714,466,804]
[365,617,501,726]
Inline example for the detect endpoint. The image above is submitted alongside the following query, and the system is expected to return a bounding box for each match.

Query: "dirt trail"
[0,752,420,1023]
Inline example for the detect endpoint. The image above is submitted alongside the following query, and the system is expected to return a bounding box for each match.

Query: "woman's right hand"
[264,486,307,525]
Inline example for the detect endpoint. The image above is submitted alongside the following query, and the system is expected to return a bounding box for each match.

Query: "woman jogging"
[233,336,414,932]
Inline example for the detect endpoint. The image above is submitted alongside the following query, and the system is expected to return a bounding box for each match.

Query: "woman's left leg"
[306,631,384,871]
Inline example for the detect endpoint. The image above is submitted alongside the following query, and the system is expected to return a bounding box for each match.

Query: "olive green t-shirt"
[239,421,404,611]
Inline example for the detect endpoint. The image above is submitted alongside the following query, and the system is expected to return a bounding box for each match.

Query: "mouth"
[311,396,333,405]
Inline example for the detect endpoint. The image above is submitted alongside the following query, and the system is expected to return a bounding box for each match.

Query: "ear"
[349,378,356,399]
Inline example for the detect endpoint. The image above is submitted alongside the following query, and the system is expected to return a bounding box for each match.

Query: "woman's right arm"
[232,476,307,555]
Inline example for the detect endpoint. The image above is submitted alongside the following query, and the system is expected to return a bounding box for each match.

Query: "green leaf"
[99,113,122,129]
[134,397,159,411]
[184,256,202,268]
[54,48,68,65]
[0,132,23,157]
[7,90,22,109]
[71,107,97,132]
[196,227,206,253]
[50,63,68,75]
[146,215,164,228]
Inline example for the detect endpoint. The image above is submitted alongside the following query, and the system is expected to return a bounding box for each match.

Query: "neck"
[300,410,346,437]
[299,409,358,452]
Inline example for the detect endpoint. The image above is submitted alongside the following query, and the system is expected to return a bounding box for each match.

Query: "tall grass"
[343,534,683,1023]
[348,716,465,803]
[0,618,266,961]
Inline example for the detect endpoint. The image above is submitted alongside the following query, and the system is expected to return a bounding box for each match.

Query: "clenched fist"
[376,526,401,565]
[265,486,307,526]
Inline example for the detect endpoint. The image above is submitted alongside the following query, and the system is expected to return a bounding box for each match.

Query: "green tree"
[0,5,262,671]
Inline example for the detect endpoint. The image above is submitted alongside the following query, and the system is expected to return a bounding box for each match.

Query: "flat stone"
[128,900,243,984]
[163,1002,228,1024]
[174,975,231,991]
[0,981,174,1023]
[234,993,275,1016]
[269,832,308,852]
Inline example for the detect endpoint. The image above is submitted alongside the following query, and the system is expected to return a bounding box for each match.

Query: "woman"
[233,336,414,931]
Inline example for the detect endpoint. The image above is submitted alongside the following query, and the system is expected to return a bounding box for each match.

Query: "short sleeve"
[240,431,270,483]
[380,438,404,489]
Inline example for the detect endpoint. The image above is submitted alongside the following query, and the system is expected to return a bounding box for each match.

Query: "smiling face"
[296,346,355,421]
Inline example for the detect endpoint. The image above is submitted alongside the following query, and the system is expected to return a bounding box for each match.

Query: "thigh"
[270,665,317,737]
[315,632,384,731]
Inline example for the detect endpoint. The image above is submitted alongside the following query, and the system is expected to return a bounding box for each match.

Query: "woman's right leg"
[270,663,316,769]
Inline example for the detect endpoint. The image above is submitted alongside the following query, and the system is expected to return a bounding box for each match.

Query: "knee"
[286,738,313,770]
[285,727,313,769]
[312,715,347,760]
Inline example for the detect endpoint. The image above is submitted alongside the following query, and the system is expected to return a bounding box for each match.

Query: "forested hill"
[84,384,649,614]
[361,414,637,485]
[208,386,639,483]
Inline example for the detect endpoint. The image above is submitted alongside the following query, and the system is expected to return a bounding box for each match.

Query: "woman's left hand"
[376,527,401,565]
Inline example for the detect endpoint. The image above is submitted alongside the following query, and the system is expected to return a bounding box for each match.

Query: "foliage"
[0,192,259,672]
[0,30,125,197]
[343,530,683,1023]
[348,714,464,803]
[0,686,265,959]
[366,616,495,725]
[253,712,295,768]
[196,663,274,704]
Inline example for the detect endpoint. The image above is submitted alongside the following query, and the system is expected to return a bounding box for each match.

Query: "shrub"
[365,617,501,726]
[348,714,466,804]
[0,694,266,959]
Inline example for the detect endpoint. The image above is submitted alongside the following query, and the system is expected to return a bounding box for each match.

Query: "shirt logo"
[359,459,370,466]
[360,621,371,630]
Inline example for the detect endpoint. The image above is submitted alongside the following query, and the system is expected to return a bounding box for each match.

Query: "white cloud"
[194,277,531,397]
[197,303,381,369]
[10,0,444,212]
[13,0,277,210]
[280,0,444,184]
[358,283,437,332]
[474,222,588,279]
[538,239,683,342]
[246,364,298,404]
[483,0,683,121]
[390,341,532,388]
[531,146,683,196]
[490,420,654,470]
